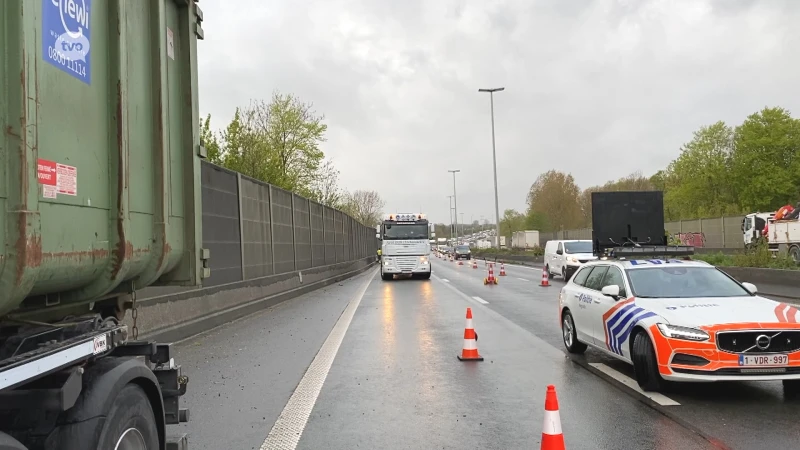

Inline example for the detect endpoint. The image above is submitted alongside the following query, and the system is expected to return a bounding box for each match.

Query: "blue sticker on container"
[42,0,92,85]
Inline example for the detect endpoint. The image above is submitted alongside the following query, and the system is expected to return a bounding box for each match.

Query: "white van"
[543,240,596,280]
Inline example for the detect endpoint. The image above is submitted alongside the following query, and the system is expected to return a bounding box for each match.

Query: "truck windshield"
[564,241,592,253]
[383,223,429,240]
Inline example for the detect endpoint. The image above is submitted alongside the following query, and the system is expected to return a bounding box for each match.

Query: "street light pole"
[447,195,454,239]
[460,212,465,236]
[448,169,460,244]
[478,87,505,248]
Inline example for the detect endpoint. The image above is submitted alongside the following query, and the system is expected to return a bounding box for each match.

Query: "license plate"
[738,354,788,366]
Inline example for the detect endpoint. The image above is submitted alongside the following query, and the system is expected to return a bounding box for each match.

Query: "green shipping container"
[0,0,208,320]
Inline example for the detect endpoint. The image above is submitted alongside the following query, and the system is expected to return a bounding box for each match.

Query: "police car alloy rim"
[563,316,574,347]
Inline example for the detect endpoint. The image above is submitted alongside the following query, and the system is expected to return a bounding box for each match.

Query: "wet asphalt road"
[170,257,737,450]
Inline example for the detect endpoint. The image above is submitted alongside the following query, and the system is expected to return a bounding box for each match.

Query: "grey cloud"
[198,0,800,224]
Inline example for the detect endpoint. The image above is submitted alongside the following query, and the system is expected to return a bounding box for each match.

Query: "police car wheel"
[632,331,667,392]
[561,311,587,354]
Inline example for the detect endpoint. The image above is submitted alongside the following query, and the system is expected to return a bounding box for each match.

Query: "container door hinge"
[200,248,211,279]
[194,4,205,40]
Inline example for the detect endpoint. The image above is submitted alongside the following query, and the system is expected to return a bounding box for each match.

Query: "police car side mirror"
[601,285,621,299]
[741,282,758,295]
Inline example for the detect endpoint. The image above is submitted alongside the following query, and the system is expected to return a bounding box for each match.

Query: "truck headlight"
[420,256,428,264]
[656,324,709,342]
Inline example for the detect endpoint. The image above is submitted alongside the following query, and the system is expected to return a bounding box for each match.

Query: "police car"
[558,256,800,395]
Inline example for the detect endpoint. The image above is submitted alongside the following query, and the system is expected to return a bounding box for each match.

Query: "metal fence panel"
[293,194,312,270]
[323,205,336,265]
[201,162,242,287]
[270,186,295,274]
[334,210,345,262]
[240,176,273,279]
[309,200,325,267]
[723,216,744,248]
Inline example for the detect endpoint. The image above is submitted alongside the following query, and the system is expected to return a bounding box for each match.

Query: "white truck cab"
[377,213,433,280]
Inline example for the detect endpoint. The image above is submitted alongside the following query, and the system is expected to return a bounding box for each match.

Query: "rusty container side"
[0,0,207,319]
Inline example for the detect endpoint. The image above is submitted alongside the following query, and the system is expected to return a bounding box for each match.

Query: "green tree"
[499,209,526,238]
[730,107,800,212]
[341,190,385,227]
[200,114,222,164]
[661,121,738,220]
[264,92,327,196]
[526,170,583,232]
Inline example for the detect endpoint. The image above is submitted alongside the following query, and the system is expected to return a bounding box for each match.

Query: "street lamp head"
[478,87,505,93]
[448,169,460,173]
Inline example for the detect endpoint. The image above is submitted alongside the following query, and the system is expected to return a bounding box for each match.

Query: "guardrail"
[471,251,800,301]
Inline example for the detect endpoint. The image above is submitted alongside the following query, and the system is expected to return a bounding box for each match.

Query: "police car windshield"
[627,267,752,298]
[564,241,592,253]
[383,224,429,240]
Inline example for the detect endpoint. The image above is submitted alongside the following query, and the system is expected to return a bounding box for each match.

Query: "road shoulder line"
[589,363,680,406]
[260,271,374,450]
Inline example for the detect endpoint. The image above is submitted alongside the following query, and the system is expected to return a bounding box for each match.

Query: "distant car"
[454,245,471,260]
[559,258,800,397]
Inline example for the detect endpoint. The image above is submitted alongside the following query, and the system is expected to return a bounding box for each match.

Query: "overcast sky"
[198,0,799,225]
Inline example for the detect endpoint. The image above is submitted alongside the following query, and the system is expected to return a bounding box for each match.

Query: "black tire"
[561,311,587,354]
[789,245,800,265]
[545,264,552,277]
[562,266,567,280]
[96,384,159,450]
[631,331,668,392]
[783,380,800,400]
[419,271,431,280]
[381,271,392,281]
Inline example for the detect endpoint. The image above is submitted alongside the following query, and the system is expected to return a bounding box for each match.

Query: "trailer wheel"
[789,245,800,265]
[97,384,159,450]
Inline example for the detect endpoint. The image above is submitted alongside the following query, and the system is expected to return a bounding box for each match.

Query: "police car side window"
[584,266,609,291]
[601,267,627,297]
[571,266,592,286]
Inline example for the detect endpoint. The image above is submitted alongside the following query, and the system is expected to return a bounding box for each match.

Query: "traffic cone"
[457,308,483,361]
[540,268,550,287]
[484,264,498,285]
[472,259,478,269]
[541,385,565,450]
[458,259,464,265]
[499,263,506,276]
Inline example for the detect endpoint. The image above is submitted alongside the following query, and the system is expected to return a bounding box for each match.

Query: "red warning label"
[37,159,57,185]
[37,158,77,198]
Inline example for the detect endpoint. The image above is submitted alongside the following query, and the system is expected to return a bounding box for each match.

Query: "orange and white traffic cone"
[484,264,498,285]
[457,307,483,361]
[499,263,506,276]
[458,259,464,265]
[540,268,550,287]
[540,385,565,450]
[472,259,478,269]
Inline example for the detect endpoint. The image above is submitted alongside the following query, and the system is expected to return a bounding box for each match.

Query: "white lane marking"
[260,270,375,449]
[472,296,489,304]
[589,363,680,406]
[441,278,450,283]
[517,277,529,282]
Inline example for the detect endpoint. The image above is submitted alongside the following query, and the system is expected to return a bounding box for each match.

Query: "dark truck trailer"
[0,1,207,448]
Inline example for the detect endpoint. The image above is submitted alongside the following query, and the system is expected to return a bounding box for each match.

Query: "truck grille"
[716,330,800,354]
[394,257,418,271]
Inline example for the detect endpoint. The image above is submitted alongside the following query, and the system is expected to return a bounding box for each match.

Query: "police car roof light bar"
[608,245,695,258]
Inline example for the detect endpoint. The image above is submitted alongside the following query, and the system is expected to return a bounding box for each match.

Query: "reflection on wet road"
[172,261,730,449]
